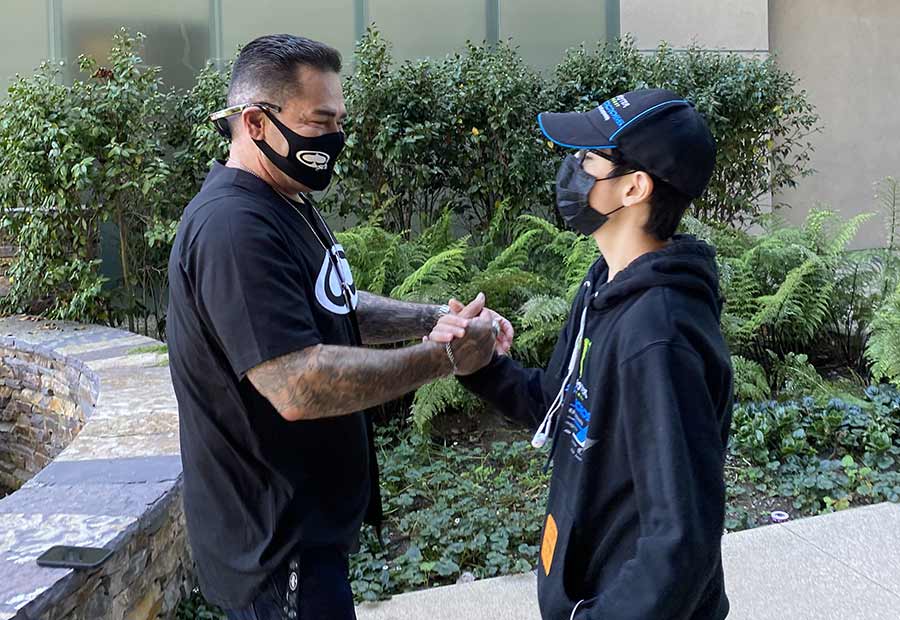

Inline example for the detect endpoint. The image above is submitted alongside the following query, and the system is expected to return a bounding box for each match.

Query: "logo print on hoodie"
[563,337,596,461]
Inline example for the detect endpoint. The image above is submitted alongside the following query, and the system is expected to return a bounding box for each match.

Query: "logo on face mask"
[315,244,358,315]
[297,150,330,171]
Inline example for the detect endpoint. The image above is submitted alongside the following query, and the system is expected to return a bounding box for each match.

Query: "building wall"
[769,0,900,248]
[621,0,768,51]
[622,0,897,248]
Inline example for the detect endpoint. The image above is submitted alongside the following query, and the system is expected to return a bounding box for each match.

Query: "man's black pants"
[224,547,357,620]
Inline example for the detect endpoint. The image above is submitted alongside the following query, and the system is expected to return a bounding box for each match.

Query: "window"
[500,0,607,69]
[0,2,50,97]
[60,0,210,89]
[220,1,356,70]
[367,0,488,61]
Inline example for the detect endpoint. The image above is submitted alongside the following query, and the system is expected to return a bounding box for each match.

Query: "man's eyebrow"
[310,107,347,119]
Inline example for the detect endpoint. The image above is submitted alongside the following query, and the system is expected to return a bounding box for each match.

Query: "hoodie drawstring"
[532,282,591,449]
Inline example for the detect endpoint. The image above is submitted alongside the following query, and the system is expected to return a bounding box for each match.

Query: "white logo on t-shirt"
[315,244,358,315]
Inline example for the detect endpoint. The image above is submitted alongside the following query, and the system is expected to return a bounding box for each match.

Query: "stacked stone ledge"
[0,318,192,619]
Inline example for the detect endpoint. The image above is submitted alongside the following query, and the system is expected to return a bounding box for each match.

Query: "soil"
[430,408,532,450]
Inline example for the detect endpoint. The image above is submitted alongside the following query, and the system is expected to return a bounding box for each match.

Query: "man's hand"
[449,297,514,355]
[426,292,485,343]
[448,315,496,375]
[425,293,495,375]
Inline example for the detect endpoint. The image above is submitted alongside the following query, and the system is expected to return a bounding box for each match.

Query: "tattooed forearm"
[356,291,445,345]
[247,318,497,422]
[247,341,452,421]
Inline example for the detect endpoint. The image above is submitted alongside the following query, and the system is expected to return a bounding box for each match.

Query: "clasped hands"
[425,292,514,376]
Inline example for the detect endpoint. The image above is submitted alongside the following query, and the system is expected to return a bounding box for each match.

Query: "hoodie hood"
[589,234,723,318]
[529,234,725,451]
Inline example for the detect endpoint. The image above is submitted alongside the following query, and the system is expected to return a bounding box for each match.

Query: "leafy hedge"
[330,29,819,235]
[1,28,819,328]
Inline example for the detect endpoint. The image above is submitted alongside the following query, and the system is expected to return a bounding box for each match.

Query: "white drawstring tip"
[531,431,549,449]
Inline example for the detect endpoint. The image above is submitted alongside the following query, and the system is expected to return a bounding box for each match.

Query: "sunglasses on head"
[208,101,282,139]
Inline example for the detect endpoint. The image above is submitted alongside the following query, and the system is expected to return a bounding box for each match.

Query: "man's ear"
[241,107,266,141]
[623,171,654,206]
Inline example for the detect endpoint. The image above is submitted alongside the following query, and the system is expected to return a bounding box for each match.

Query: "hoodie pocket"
[538,512,582,620]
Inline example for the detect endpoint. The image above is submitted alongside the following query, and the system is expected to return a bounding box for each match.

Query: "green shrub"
[331,29,555,236]
[727,387,900,524]
[713,210,870,363]
[0,30,192,332]
[330,30,818,236]
[337,211,591,431]
[1,29,819,333]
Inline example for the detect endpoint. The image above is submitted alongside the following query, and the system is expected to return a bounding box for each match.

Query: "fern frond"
[462,267,550,316]
[740,256,820,342]
[390,238,469,300]
[514,214,564,238]
[867,281,900,388]
[520,295,570,328]
[368,234,405,295]
[731,355,770,402]
[826,212,873,257]
[417,209,455,255]
[564,236,600,297]
[876,176,899,254]
[485,227,553,272]
[411,377,479,433]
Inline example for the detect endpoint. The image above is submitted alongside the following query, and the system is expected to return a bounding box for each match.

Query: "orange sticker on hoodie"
[541,513,558,575]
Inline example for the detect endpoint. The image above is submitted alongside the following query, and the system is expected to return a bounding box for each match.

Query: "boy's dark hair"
[227,34,342,114]
[610,159,693,241]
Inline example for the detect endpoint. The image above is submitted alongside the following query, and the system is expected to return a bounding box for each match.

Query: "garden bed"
[179,386,900,618]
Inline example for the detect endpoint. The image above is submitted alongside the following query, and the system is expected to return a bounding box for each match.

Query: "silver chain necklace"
[230,161,355,307]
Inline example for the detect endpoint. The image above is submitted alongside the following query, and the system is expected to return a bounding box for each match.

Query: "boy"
[442,89,733,619]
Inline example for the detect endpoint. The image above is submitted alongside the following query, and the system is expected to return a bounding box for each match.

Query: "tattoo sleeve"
[355,291,444,345]
[247,341,453,421]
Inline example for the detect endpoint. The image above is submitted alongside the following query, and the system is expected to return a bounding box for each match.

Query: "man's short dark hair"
[610,159,693,241]
[227,34,342,117]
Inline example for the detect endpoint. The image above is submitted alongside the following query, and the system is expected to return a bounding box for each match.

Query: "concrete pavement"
[356,502,900,620]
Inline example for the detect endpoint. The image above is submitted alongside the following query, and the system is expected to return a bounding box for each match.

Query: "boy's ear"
[624,171,654,206]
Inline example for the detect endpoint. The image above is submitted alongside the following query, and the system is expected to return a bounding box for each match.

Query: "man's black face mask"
[209,102,345,191]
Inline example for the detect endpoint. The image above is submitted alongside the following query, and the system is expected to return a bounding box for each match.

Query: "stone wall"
[35,485,193,620]
[0,339,97,492]
[0,318,190,620]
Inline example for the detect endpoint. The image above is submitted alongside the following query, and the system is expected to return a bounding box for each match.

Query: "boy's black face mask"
[252,107,345,191]
[555,153,632,236]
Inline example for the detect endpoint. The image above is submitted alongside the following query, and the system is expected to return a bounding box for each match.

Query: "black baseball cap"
[538,89,716,199]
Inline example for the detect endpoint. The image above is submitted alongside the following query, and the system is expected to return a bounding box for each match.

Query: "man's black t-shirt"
[167,162,378,609]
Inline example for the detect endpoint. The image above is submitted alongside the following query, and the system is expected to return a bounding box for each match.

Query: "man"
[166,34,509,620]
[437,89,733,619]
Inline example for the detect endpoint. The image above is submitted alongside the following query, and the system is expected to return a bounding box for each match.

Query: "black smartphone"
[36,545,113,569]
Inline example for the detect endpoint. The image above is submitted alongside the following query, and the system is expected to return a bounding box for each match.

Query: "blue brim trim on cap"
[608,99,688,140]
[537,113,617,150]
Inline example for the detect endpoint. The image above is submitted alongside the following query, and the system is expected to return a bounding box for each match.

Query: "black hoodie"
[459,235,733,620]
